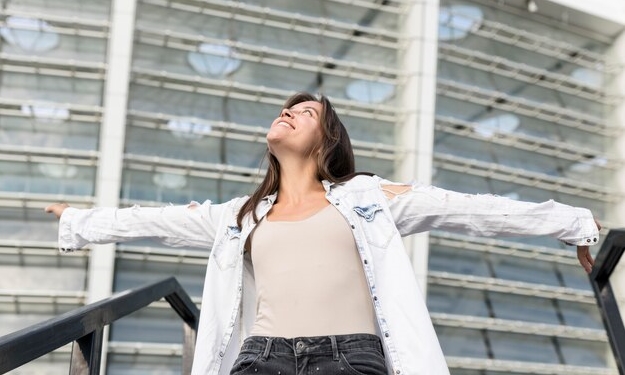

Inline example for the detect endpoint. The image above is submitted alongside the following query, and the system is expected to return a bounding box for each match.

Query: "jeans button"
[296,341,305,352]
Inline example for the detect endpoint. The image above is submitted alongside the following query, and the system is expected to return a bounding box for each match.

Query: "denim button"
[296,341,305,351]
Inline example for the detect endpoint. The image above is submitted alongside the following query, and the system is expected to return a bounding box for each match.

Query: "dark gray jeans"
[229,333,387,375]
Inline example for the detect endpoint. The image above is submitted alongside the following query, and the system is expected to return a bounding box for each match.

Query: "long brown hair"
[236,92,364,227]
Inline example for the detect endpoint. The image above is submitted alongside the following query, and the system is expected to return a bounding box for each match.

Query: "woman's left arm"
[382,182,600,271]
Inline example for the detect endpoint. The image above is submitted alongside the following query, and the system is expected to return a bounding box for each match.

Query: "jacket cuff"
[58,207,80,253]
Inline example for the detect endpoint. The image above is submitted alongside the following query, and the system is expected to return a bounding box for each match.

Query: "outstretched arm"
[381,182,601,273]
[45,201,224,251]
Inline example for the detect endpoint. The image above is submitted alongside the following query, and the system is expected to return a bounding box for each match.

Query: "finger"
[595,219,602,231]
[585,249,595,266]
[577,246,592,273]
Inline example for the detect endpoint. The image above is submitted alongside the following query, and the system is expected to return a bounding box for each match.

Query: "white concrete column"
[605,29,625,345]
[396,0,440,296]
[88,0,137,372]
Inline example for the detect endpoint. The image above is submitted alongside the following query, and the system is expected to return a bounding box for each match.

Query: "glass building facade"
[0,0,623,374]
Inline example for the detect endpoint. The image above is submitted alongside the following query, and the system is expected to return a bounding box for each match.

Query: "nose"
[280,108,293,118]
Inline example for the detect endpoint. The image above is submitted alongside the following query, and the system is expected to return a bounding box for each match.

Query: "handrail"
[589,229,625,375]
[0,277,199,374]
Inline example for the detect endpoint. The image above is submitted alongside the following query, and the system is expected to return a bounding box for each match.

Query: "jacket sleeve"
[384,181,599,246]
[58,200,228,252]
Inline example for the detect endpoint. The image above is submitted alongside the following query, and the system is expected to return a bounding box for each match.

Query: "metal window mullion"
[429,232,580,266]
[131,68,400,122]
[0,192,94,209]
[116,245,208,261]
[431,313,607,341]
[434,153,616,202]
[134,28,399,82]
[435,116,619,169]
[115,250,208,266]
[126,111,397,160]
[0,146,98,163]
[106,341,183,357]
[326,0,405,14]
[141,0,399,48]
[0,53,106,80]
[445,357,616,375]
[124,153,265,184]
[438,44,616,104]
[0,10,109,39]
[428,271,596,304]
[474,20,606,71]
[437,80,614,136]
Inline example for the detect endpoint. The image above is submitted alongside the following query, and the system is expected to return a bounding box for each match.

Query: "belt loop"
[330,335,339,361]
[263,337,273,360]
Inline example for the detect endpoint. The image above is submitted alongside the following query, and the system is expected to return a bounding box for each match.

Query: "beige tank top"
[249,204,376,338]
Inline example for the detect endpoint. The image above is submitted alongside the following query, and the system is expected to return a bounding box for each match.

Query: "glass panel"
[135,3,397,66]
[437,60,604,117]
[0,265,85,291]
[488,331,559,363]
[240,0,400,28]
[489,292,560,325]
[435,97,608,153]
[110,306,185,344]
[434,326,489,358]
[114,258,206,297]
[107,353,180,375]
[0,72,103,105]
[6,0,111,21]
[0,207,64,241]
[121,169,253,204]
[428,246,491,277]
[354,156,393,178]
[427,285,490,317]
[490,255,560,286]
[0,161,95,195]
[125,127,267,168]
[557,263,593,291]
[558,338,610,367]
[0,116,99,150]
[558,300,603,329]
[440,0,609,69]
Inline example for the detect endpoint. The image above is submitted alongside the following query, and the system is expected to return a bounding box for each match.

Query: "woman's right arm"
[45,201,224,251]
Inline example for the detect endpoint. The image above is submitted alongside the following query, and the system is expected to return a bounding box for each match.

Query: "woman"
[46,92,600,375]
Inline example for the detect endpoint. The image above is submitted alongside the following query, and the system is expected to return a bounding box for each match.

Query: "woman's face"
[266,100,324,157]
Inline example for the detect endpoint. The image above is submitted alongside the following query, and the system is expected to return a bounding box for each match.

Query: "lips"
[276,121,295,129]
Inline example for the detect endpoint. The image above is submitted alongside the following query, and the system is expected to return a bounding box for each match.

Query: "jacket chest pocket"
[353,203,395,249]
[212,225,242,270]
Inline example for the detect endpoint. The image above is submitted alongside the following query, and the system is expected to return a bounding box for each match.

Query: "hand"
[577,219,602,274]
[576,246,594,274]
[45,203,69,219]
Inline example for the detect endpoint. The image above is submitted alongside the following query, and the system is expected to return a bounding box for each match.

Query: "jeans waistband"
[241,334,383,360]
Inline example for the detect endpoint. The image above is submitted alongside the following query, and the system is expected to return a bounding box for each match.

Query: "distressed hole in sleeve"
[187,201,200,210]
[380,184,412,200]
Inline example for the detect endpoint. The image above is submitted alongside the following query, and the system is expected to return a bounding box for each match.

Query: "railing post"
[69,328,104,375]
[182,323,197,375]
[589,230,625,375]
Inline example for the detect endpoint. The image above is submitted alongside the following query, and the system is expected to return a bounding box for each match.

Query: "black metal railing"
[590,229,625,375]
[0,277,199,375]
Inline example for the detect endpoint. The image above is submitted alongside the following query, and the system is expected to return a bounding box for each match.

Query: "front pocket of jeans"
[339,350,386,375]
[230,352,262,375]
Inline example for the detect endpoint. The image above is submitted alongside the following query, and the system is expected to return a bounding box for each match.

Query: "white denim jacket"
[58,175,599,375]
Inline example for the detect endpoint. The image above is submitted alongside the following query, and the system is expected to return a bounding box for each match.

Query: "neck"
[276,157,324,204]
